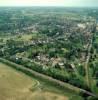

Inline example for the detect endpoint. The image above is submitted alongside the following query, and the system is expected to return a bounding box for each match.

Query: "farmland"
[0,62,81,100]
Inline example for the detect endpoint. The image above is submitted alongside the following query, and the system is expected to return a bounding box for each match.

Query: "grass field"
[0,62,69,100]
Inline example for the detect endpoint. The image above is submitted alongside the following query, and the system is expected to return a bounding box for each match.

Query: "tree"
[78,65,85,76]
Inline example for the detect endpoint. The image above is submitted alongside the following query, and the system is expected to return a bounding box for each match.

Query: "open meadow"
[0,62,69,100]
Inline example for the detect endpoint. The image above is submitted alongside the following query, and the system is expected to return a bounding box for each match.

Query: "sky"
[0,0,97,7]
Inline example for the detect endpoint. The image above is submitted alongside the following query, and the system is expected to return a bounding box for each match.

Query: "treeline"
[0,58,97,99]
[5,56,90,91]
[0,58,80,93]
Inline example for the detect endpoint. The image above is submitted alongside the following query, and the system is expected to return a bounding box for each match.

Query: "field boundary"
[0,58,97,98]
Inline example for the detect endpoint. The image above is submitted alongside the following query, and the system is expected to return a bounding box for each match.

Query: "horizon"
[0,6,98,8]
[0,0,97,7]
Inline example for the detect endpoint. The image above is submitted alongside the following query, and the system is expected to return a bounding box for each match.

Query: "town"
[0,7,98,100]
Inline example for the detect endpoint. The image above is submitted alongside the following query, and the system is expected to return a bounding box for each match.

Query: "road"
[84,37,93,87]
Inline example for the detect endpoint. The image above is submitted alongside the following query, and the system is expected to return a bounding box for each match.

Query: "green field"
[0,62,70,100]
